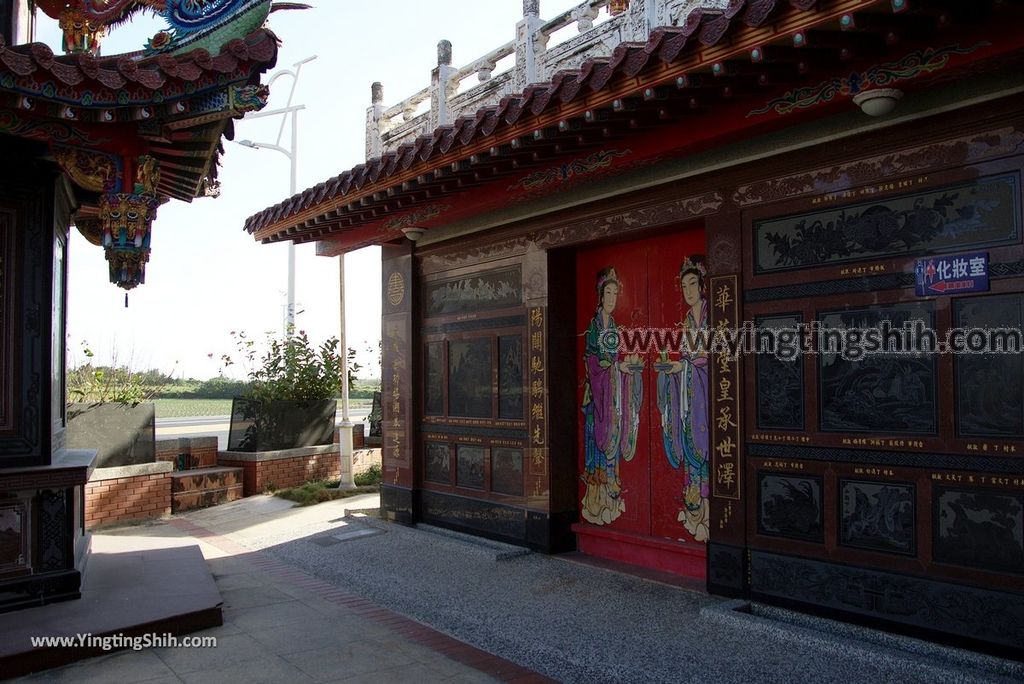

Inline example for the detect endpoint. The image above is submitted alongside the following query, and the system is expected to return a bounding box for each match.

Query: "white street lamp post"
[237,55,355,488]
[237,54,317,338]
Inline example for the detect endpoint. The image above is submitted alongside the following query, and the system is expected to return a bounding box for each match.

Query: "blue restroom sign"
[915,252,989,296]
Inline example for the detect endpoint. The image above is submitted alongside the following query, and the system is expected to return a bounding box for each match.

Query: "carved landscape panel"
[755,314,804,431]
[457,445,486,490]
[424,267,522,317]
[448,339,492,418]
[424,442,451,484]
[818,303,936,434]
[754,174,1021,273]
[954,294,1024,438]
[498,335,523,420]
[424,342,444,416]
[492,447,523,496]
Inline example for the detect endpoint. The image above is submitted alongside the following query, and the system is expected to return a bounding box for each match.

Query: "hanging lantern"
[99,192,160,290]
[58,8,105,55]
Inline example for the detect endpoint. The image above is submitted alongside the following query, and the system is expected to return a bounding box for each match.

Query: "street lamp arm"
[236,139,292,160]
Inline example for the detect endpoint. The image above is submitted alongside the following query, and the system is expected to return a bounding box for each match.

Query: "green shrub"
[354,463,382,487]
[222,329,344,402]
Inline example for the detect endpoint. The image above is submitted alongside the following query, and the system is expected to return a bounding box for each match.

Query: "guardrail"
[365,0,728,158]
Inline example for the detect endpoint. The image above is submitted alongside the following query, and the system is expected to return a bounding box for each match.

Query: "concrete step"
[171,466,244,513]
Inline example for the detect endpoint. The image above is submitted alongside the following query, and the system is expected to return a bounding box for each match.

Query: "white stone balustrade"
[365,0,727,158]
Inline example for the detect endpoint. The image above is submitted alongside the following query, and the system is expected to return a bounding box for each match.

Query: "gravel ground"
[227,513,1023,684]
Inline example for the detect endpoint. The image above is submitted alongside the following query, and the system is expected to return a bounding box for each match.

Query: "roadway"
[156,408,372,450]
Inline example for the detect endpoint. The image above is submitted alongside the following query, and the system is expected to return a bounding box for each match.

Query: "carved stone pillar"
[365,82,384,161]
[429,40,458,130]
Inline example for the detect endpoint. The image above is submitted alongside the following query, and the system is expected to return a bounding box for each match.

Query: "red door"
[575,228,708,577]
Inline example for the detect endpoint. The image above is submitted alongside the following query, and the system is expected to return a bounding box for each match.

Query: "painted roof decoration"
[2,0,307,290]
[244,0,1024,255]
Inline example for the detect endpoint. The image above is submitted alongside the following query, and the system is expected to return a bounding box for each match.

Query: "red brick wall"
[220,448,341,496]
[85,472,171,529]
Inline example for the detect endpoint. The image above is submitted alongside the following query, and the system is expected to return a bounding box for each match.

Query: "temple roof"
[0,0,291,290]
[243,0,1024,252]
[0,29,277,110]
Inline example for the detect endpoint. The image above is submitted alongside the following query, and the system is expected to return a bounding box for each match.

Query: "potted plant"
[224,329,344,452]
[65,343,160,468]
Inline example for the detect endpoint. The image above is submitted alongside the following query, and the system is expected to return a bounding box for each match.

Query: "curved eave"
[245,0,1024,252]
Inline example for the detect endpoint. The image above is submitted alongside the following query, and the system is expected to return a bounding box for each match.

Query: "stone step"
[170,466,244,513]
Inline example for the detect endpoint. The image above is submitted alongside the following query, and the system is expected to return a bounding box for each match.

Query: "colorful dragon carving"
[36,0,309,55]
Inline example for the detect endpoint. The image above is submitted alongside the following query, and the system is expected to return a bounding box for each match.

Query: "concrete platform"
[0,535,222,678]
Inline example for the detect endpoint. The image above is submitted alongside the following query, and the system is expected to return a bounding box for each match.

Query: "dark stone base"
[707,542,747,598]
[748,549,1024,657]
[418,490,572,553]
[0,570,82,614]
[380,484,414,525]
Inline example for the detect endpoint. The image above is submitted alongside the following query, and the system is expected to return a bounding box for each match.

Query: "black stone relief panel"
[758,473,823,543]
[818,303,936,434]
[934,487,1024,575]
[457,445,486,490]
[498,335,524,420]
[424,442,451,484]
[0,501,27,572]
[954,294,1024,438]
[840,480,916,556]
[754,173,1021,273]
[448,338,492,419]
[424,267,522,317]
[421,490,527,541]
[747,443,1022,474]
[708,542,745,592]
[750,550,1024,649]
[755,314,804,431]
[492,448,523,496]
[424,343,444,417]
[38,490,67,572]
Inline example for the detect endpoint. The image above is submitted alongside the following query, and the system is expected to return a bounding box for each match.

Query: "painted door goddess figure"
[655,255,710,541]
[581,267,643,525]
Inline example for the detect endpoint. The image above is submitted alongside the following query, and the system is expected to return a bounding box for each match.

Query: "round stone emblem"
[387,272,405,307]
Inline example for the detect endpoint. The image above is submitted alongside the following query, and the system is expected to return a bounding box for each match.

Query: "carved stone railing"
[366,0,727,158]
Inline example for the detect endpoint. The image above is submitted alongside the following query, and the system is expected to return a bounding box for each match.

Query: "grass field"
[154,399,234,418]
[153,398,373,418]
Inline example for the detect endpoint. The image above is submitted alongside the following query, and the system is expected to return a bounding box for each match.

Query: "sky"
[36,0,591,380]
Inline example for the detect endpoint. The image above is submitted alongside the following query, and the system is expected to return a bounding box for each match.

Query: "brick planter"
[218,444,341,496]
[85,462,172,530]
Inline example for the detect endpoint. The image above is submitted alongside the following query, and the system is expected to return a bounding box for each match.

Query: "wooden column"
[380,240,416,523]
[705,209,748,597]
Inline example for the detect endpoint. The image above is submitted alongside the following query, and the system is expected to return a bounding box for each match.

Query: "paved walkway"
[9,494,1024,683]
